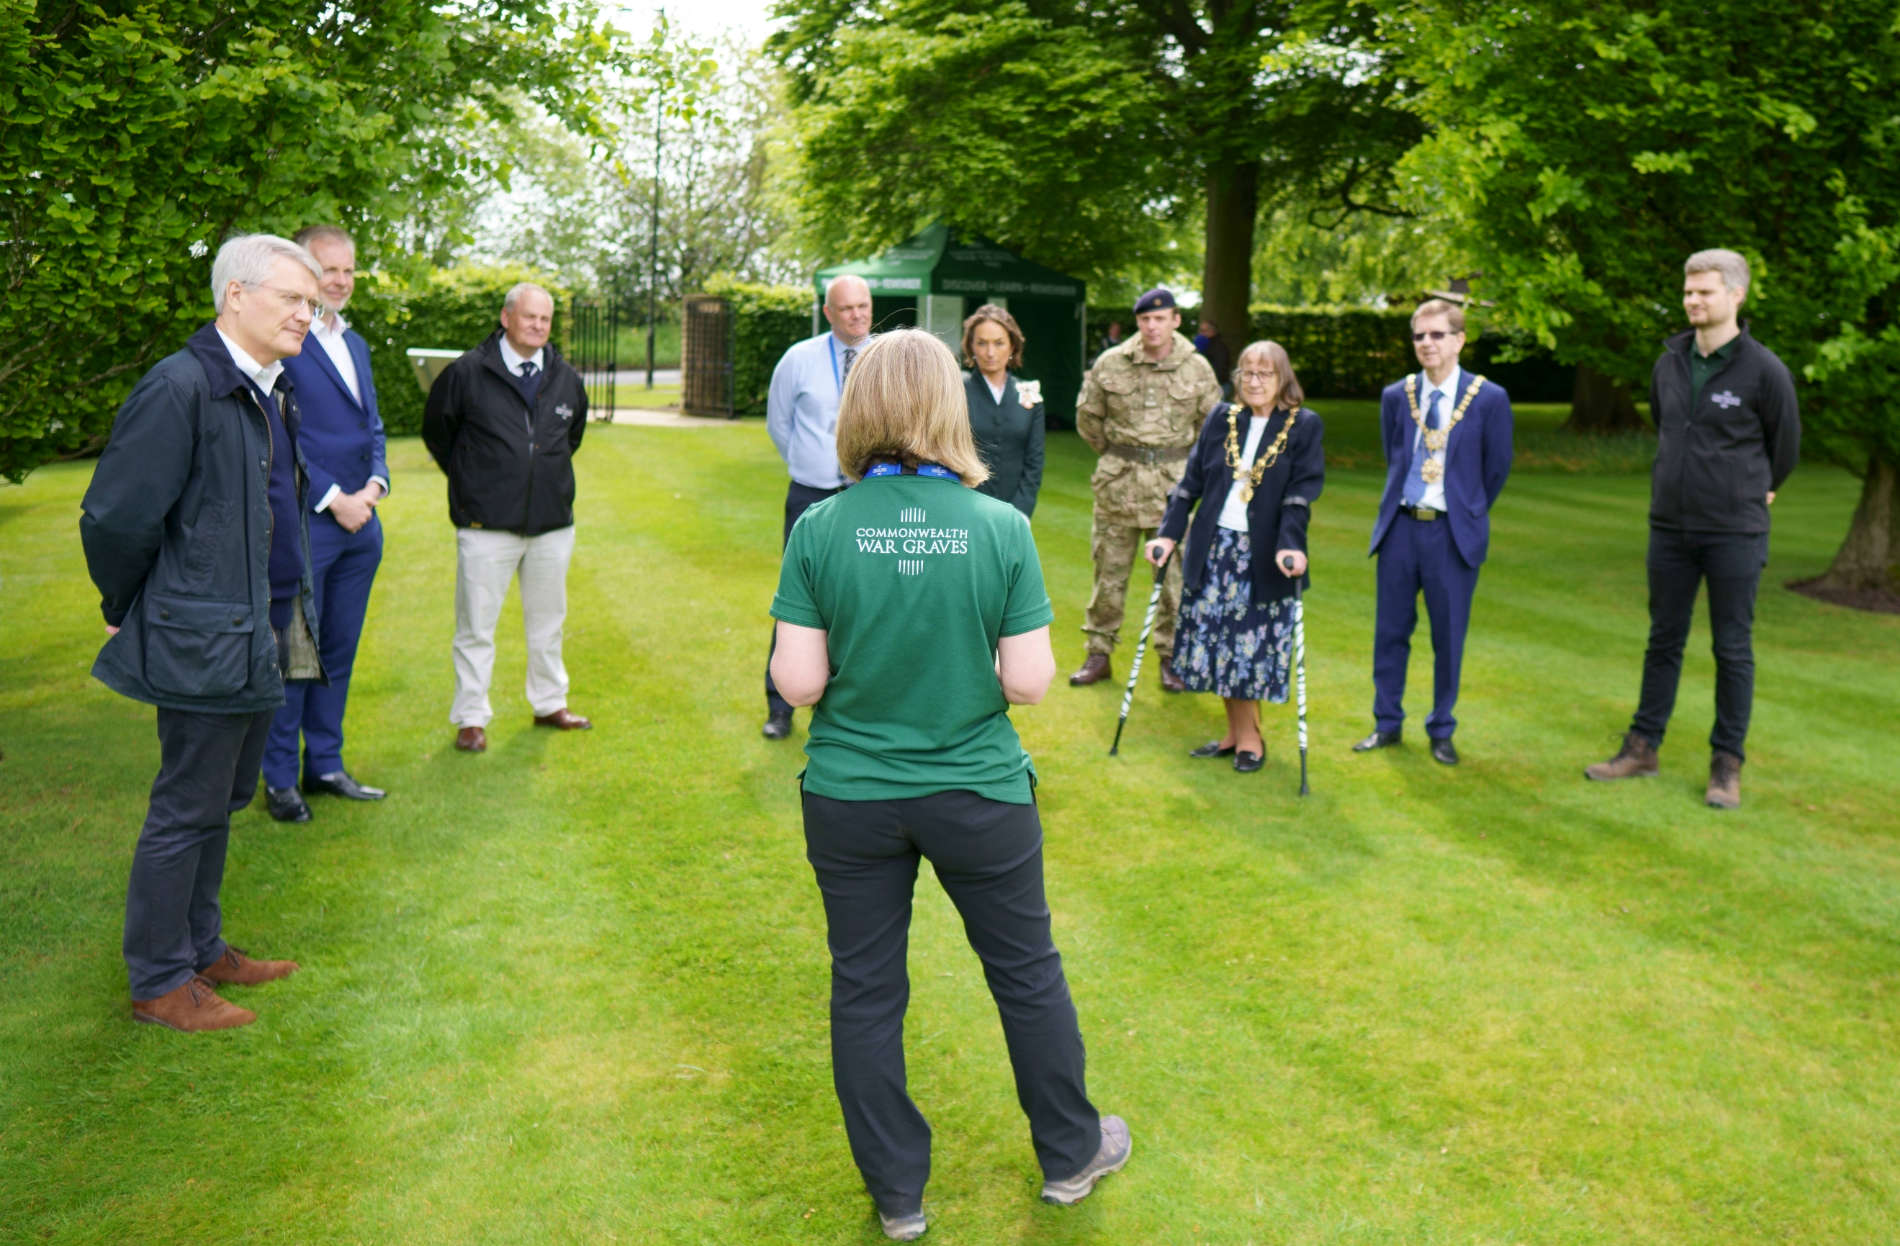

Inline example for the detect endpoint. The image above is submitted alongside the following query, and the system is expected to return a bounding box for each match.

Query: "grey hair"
[293,224,354,252]
[503,282,553,312]
[211,234,321,312]
[1685,248,1750,293]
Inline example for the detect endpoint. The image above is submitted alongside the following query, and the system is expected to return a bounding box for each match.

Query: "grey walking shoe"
[1706,750,1742,809]
[1585,730,1660,781]
[877,1209,926,1241]
[1040,1114,1131,1205]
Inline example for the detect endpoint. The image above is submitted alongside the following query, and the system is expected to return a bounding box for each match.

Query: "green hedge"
[1083,303,1573,401]
[348,265,570,436]
[704,276,814,417]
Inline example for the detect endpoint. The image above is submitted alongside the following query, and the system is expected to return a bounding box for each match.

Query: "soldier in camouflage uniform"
[1071,288,1223,690]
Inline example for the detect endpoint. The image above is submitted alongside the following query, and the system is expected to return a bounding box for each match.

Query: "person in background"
[1193,317,1232,400]
[1146,342,1324,773]
[961,303,1045,517]
[770,329,1129,1242]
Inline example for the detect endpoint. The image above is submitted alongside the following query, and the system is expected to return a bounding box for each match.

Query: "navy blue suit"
[263,325,388,787]
[1367,370,1513,740]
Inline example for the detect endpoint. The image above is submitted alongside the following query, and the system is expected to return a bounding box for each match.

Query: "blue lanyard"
[865,462,958,480]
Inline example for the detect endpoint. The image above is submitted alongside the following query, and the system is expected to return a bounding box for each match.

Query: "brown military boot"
[199,946,299,986]
[1157,654,1185,693]
[1069,653,1112,686]
[1705,751,1742,809]
[132,976,256,1032]
[1584,731,1659,781]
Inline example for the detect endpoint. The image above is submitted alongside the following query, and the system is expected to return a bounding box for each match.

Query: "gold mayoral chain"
[1225,406,1296,503]
[1404,373,1486,484]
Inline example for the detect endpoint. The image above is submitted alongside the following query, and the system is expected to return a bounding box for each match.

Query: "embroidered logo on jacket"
[556,404,575,420]
[1710,391,1742,409]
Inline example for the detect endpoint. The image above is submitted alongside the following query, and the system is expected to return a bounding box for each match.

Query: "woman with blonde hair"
[771,329,1128,1240]
[961,303,1045,516]
[1146,340,1325,772]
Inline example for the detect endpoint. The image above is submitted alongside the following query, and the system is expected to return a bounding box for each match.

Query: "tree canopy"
[0,0,615,481]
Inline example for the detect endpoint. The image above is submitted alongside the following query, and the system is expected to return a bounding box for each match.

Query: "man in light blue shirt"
[761,274,873,740]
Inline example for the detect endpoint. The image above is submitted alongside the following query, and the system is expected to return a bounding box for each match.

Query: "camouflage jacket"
[1075,332,1222,524]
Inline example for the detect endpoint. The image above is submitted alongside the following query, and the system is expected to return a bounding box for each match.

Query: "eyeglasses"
[1236,369,1275,383]
[248,283,322,316]
[1412,330,1458,342]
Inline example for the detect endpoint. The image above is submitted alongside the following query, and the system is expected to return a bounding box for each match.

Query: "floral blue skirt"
[1169,528,1294,702]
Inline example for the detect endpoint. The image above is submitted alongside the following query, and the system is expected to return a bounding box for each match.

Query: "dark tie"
[513,359,541,405]
[842,347,857,380]
[1404,390,1442,505]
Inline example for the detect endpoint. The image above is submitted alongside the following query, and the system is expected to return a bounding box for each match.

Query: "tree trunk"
[1812,450,1900,596]
[1200,160,1259,371]
[1561,362,1646,433]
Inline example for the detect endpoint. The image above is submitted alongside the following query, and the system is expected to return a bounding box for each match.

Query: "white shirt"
[215,327,284,397]
[1217,408,1271,531]
[1409,365,1461,512]
[499,335,545,377]
[986,375,1007,404]
[309,310,362,405]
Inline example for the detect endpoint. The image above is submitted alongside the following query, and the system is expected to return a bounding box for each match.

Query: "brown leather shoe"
[1158,659,1185,693]
[1705,751,1742,809]
[199,947,299,986]
[132,976,256,1032]
[1585,731,1659,781]
[455,725,488,752]
[533,707,593,730]
[1068,654,1112,686]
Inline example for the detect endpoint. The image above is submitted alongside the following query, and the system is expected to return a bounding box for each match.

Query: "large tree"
[1401,0,1900,599]
[769,0,1420,341]
[0,0,613,481]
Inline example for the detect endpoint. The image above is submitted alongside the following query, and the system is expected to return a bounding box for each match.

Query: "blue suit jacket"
[1367,370,1513,568]
[280,326,388,507]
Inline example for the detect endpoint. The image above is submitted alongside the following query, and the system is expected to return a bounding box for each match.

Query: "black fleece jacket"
[1648,326,1799,534]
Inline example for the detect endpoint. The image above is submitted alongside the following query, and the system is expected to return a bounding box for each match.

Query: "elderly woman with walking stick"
[770,329,1128,1241]
[1145,340,1325,773]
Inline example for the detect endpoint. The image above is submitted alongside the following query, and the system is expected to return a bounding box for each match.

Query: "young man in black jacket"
[422,283,592,754]
[1586,249,1800,808]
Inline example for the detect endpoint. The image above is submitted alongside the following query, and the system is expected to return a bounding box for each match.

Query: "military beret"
[1133,287,1176,315]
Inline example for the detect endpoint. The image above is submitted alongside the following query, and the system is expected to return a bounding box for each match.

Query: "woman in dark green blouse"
[961,304,1045,517]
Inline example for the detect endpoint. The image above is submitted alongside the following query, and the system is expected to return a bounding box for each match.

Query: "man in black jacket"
[1586,249,1800,808]
[80,233,320,1032]
[422,283,592,754]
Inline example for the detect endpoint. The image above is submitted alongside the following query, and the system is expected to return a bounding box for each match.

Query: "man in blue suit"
[1354,300,1513,766]
[262,225,390,821]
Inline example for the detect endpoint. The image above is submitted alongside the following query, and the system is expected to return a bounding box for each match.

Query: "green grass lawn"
[2,419,1896,1244]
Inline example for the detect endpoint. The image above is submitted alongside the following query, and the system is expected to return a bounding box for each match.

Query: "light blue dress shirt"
[767,332,863,490]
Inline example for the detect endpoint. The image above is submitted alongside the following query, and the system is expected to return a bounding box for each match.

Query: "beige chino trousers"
[451,525,575,726]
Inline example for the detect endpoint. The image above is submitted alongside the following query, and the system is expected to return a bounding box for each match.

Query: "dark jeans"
[124,707,273,1000]
[766,480,846,715]
[1632,527,1768,760]
[801,788,1099,1216]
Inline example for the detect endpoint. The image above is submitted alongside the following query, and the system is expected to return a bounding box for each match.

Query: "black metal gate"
[566,297,618,419]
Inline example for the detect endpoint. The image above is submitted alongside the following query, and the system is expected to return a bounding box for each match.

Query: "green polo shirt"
[771,472,1053,803]
[1689,333,1739,408]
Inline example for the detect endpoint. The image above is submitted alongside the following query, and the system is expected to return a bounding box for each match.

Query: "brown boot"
[1157,656,1185,693]
[132,976,256,1032]
[1705,751,1742,809]
[1068,653,1112,686]
[1584,731,1659,781]
[199,946,299,986]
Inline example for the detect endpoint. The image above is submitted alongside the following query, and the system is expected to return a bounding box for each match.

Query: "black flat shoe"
[266,786,312,823]
[1233,750,1264,773]
[1430,737,1460,766]
[304,770,386,801]
[761,709,792,740]
[1352,729,1402,752]
[1189,740,1236,758]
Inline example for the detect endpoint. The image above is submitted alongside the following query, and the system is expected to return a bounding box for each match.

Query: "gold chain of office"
[1225,406,1297,503]
[1404,374,1486,484]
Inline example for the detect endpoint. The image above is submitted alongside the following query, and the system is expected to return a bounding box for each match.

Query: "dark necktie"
[1404,390,1442,505]
[841,346,857,380]
[513,359,541,405]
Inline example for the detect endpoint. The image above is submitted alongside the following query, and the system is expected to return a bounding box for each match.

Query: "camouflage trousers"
[1083,512,1182,658]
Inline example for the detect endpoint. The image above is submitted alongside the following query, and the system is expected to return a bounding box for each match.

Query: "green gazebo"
[814,224,1088,425]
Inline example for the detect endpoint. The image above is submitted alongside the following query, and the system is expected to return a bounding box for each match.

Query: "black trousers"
[1631,527,1768,760]
[765,480,846,715]
[123,707,273,1000]
[801,788,1099,1216]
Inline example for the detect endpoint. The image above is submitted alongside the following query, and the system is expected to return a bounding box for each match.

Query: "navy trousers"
[766,481,845,716]
[124,707,273,1000]
[1372,513,1481,739]
[801,788,1100,1217]
[1631,527,1767,760]
[263,512,382,787]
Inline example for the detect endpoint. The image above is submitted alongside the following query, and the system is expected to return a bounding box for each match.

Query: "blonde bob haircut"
[1233,340,1306,413]
[835,329,991,488]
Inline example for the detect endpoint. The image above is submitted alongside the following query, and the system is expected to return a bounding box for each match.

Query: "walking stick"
[1108,547,1174,756]
[1282,553,1310,796]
